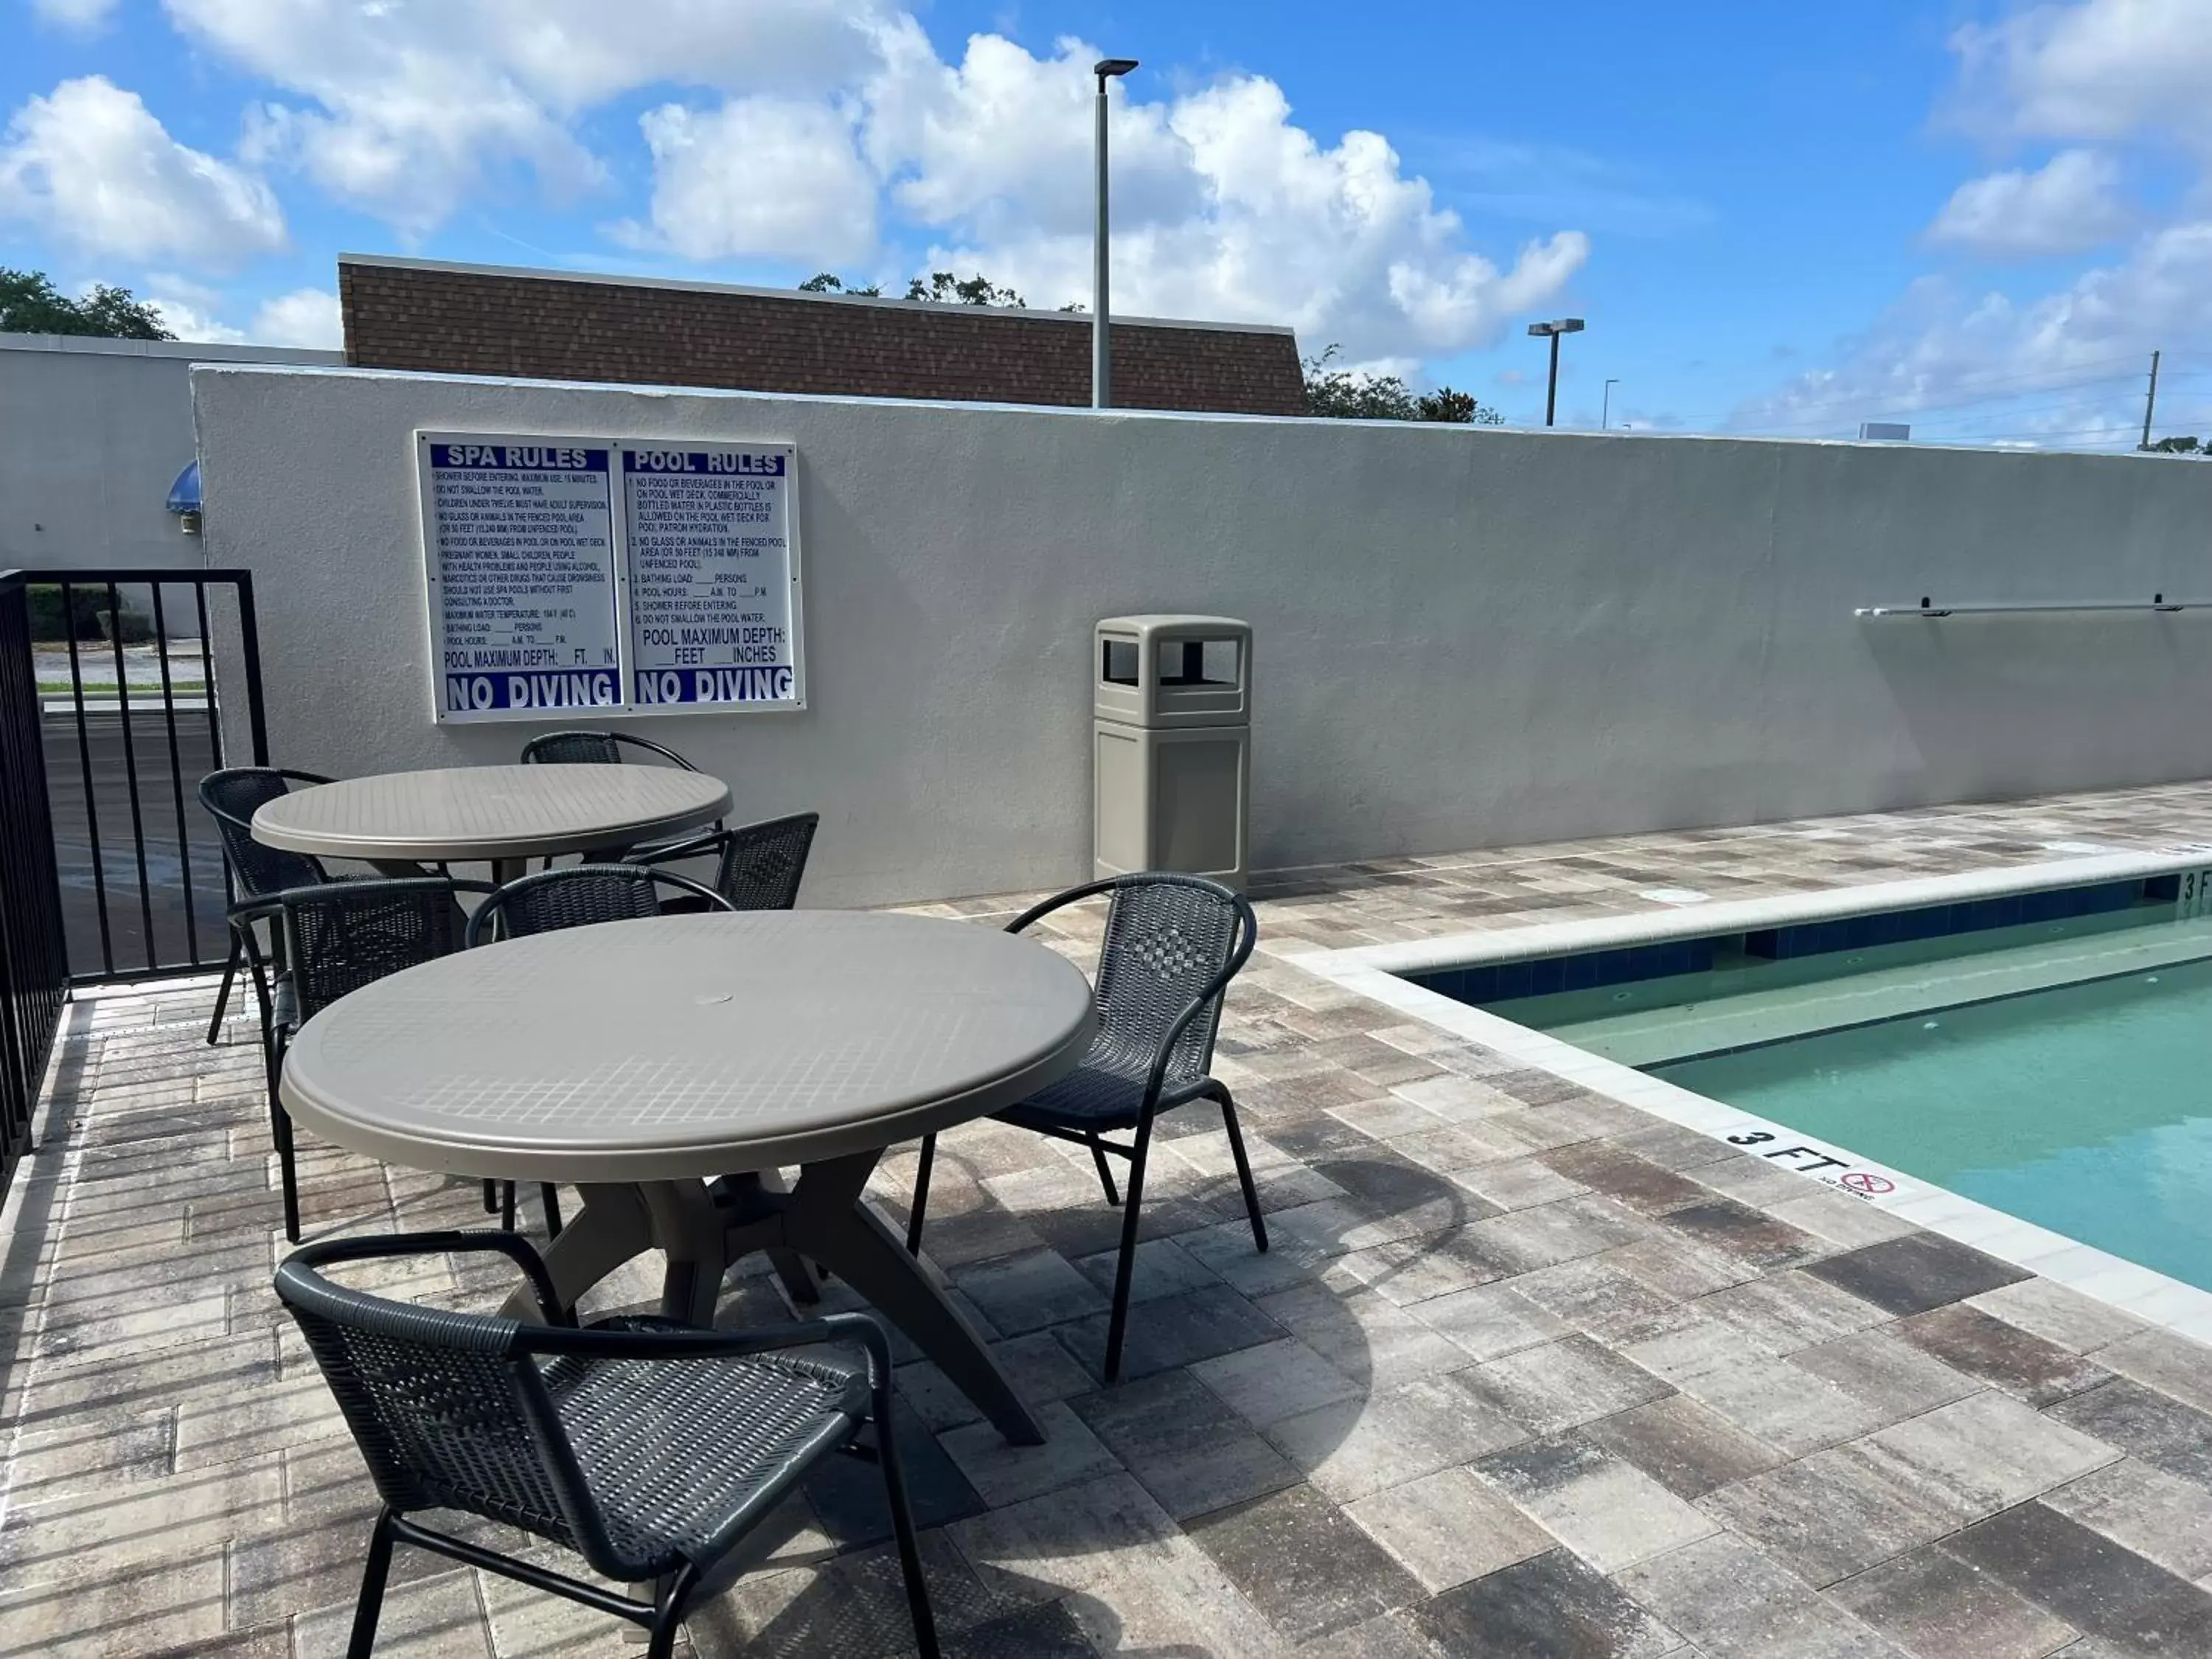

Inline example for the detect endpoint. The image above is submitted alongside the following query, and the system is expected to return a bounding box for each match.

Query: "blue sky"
[7,0,2208,446]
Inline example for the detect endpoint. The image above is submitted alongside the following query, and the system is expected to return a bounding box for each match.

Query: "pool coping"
[1280,847,2212,1349]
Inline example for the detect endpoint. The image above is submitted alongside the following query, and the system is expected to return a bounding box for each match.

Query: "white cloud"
[863,34,1587,364]
[0,77,286,268]
[147,287,246,343]
[622,99,877,262]
[1952,0,2212,152]
[30,0,119,27]
[1927,149,2129,257]
[249,286,342,347]
[122,3,1585,369]
[166,0,899,234]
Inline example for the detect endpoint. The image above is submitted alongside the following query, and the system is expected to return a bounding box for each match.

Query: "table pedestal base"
[507,1151,1044,1446]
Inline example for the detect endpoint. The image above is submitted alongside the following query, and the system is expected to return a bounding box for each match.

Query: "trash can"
[1093,615,1251,891]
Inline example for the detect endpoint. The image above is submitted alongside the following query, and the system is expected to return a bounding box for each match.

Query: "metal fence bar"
[147,583,203,966]
[57,583,114,978]
[105,580,160,973]
[8,569,269,986]
[0,574,70,1205]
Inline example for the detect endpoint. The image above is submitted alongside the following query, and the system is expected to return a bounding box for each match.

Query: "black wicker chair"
[276,1231,938,1659]
[629,811,818,911]
[248,876,495,1242]
[466,865,733,947]
[905,874,1265,1382]
[198,767,337,1049]
[518,730,700,770]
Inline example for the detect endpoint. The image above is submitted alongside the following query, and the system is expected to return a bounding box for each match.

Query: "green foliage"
[26,584,108,643]
[1302,345,1503,425]
[2146,434,2202,455]
[905,271,1026,307]
[1,268,174,339]
[798,272,882,296]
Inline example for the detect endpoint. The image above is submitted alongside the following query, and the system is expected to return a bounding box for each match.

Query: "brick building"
[338,256,1307,416]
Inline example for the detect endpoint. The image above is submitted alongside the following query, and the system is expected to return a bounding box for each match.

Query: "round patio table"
[279,910,1096,1444]
[249,763,731,882]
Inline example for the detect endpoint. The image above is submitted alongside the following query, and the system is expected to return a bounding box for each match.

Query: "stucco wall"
[0,334,342,576]
[192,364,2212,907]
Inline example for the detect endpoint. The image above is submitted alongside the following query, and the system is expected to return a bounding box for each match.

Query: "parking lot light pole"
[1093,57,1140,409]
[1527,318,1585,428]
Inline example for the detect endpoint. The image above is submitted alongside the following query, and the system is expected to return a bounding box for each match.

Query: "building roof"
[337,254,1308,417]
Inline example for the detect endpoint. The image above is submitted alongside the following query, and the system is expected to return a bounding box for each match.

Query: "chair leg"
[347,1507,397,1658]
[500,1181,517,1232]
[539,1183,563,1239]
[874,1385,942,1656]
[1088,1135,1121,1207]
[205,935,240,1045]
[481,1180,499,1214]
[1102,1116,1155,1384]
[1218,1093,1269,1254]
[904,1134,936,1256]
[646,1559,701,1659]
[266,1032,300,1244]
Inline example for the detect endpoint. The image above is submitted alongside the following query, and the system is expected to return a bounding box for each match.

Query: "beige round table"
[250,763,731,882]
[280,910,1097,1443]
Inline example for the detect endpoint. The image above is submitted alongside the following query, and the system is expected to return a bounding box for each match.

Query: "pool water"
[1658,954,2212,1294]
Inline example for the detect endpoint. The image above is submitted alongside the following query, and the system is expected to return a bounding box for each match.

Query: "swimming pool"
[1408,870,2212,1297]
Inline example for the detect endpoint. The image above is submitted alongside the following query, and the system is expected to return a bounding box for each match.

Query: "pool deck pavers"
[6,779,2212,1656]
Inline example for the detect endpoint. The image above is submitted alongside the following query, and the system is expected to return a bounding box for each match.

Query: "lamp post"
[1527,318,1585,428]
[1093,57,1140,408]
[1601,378,1619,430]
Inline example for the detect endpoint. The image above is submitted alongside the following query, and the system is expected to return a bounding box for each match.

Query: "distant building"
[338,255,1307,417]
[0,332,343,573]
[1859,422,1911,442]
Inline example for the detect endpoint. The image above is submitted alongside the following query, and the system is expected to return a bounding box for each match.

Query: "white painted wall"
[0,334,341,575]
[192,364,2212,906]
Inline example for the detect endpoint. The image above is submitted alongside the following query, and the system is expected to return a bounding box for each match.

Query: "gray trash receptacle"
[1093,615,1251,891]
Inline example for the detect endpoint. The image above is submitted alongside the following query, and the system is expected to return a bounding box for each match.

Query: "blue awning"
[167,459,201,514]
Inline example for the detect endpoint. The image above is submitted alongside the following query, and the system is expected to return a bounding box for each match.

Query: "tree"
[1,268,173,338]
[2146,434,2202,455]
[1302,344,1503,425]
[798,272,881,296]
[905,271,1025,307]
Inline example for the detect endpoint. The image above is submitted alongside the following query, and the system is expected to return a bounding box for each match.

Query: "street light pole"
[1093,57,1139,409]
[1526,318,1585,428]
[1601,378,1619,430]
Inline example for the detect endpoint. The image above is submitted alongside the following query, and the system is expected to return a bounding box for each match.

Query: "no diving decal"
[1725,1129,1904,1201]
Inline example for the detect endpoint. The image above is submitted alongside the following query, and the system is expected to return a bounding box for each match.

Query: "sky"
[4,0,2209,448]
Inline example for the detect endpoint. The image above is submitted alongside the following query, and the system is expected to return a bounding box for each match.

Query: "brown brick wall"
[338,262,1307,416]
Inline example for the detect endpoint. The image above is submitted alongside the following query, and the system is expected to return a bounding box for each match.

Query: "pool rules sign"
[418,431,805,723]
[623,443,802,710]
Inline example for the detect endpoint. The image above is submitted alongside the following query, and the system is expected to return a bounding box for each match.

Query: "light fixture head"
[1095,58,1140,78]
[1527,318,1587,338]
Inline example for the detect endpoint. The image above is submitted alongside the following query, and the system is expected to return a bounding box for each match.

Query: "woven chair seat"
[542,1317,865,1568]
[997,1043,1219,1133]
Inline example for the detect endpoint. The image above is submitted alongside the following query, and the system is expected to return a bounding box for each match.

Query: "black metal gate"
[0,574,69,1202]
[7,570,268,988]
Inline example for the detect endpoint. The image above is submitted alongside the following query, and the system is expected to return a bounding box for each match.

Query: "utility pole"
[1092,58,1139,408]
[2140,349,2161,450]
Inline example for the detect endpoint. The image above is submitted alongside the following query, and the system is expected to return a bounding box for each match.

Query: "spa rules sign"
[417,431,805,723]
[622,443,803,711]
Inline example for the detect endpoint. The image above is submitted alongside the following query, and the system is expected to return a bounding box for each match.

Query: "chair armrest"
[624,829,720,866]
[282,1228,571,1326]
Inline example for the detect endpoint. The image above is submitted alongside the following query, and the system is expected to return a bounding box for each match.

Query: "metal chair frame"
[905,874,1265,1381]
[198,766,336,1048]
[628,811,819,911]
[518,730,702,771]
[465,864,734,949]
[241,875,497,1242]
[276,1231,939,1659]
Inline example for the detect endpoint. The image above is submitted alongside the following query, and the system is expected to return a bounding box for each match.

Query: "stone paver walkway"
[6,780,2212,1657]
